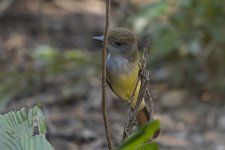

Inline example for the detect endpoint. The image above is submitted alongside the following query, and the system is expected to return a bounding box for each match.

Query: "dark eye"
[115,42,125,46]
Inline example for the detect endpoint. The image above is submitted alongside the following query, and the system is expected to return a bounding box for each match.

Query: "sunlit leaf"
[118,120,160,150]
[137,142,159,150]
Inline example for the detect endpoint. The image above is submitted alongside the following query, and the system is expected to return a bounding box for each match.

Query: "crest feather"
[109,28,136,43]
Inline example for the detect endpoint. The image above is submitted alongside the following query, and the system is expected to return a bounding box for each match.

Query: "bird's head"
[93,28,138,61]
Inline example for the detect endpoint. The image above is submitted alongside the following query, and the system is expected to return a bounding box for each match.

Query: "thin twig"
[122,63,144,140]
[127,32,151,118]
[122,31,153,141]
[146,91,153,119]
[142,31,154,119]
[102,0,113,149]
[122,72,149,140]
[122,72,141,139]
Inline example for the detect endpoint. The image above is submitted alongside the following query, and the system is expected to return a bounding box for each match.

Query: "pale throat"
[106,54,137,74]
[106,53,140,103]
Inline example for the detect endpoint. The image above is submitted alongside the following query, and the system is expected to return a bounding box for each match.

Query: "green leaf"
[118,120,160,150]
[0,106,54,150]
[137,142,159,150]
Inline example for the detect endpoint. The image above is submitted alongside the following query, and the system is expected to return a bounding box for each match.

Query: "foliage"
[0,106,54,150]
[118,120,160,150]
[126,0,225,93]
[0,46,100,111]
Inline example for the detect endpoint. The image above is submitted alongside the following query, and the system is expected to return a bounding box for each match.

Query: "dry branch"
[122,33,154,141]
[102,0,113,149]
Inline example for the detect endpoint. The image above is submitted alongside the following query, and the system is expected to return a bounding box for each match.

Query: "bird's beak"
[92,36,104,42]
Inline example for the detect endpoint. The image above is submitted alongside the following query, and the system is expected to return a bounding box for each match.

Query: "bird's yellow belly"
[111,73,138,99]
[109,69,141,108]
[107,60,145,109]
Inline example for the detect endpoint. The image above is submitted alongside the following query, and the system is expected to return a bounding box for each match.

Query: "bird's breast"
[106,55,140,101]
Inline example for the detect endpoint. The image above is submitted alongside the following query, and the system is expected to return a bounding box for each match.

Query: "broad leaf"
[118,120,160,150]
[0,106,54,150]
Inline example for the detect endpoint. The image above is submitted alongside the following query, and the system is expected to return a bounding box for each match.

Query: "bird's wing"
[138,59,143,77]
[106,72,123,99]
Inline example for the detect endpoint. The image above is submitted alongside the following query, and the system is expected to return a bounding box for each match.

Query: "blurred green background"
[0,0,224,150]
[127,0,225,94]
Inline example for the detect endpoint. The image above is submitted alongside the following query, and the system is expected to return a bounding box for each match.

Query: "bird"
[93,27,150,126]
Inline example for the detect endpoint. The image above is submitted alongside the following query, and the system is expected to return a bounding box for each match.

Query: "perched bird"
[93,28,150,126]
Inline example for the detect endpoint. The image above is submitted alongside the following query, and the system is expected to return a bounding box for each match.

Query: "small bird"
[93,28,150,126]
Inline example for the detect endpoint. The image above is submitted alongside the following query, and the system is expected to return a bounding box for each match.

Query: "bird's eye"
[115,42,124,46]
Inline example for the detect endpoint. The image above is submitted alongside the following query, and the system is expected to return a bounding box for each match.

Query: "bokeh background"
[0,0,225,149]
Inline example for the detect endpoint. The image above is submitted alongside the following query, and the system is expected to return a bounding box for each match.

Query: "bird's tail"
[136,105,161,139]
[136,105,150,125]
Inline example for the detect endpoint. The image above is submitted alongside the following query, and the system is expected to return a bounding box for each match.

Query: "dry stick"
[146,90,153,119]
[122,57,145,139]
[122,55,149,140]
[122,62,145,140]
[102,0,113,150]
[122,68,149,140]
[126,41,149,121]
[122,76,140,140]
[143,32,154,120]
[122,33,153,140]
